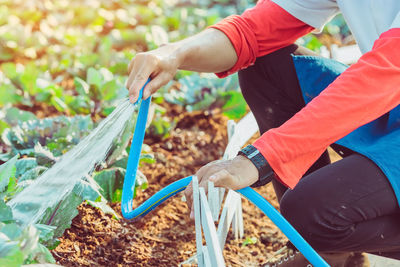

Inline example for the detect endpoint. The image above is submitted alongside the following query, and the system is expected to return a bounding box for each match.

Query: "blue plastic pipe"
[121,81,329,267]
[238,187,329,267]
[121,79,152,219]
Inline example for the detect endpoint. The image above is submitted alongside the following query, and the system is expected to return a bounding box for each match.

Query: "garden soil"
[52,104,291,267]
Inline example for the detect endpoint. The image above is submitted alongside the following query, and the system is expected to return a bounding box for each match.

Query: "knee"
[280,191,313,239]
[280,191,340,251]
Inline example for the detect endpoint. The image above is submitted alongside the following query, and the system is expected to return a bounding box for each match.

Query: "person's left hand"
[184,155,258,219]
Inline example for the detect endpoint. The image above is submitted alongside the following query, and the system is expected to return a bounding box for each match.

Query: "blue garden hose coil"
[121,80,329,267]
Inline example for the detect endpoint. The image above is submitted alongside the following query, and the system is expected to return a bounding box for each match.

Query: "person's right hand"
[126,44,181,103]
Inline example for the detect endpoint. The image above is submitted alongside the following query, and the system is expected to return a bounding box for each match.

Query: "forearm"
[173,28,238,73]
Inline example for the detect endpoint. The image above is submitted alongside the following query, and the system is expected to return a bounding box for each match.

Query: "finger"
[128,57,135,74]
[194,161,221,182]
[128,67,153,103]
[184,181,193,218]
[208,169,236,190]
[126,57,140,90]
[190,201,194,220]
[142,72,172,100]
[126,60,142,102]
[127,56,159,103]
[198,177,209,193]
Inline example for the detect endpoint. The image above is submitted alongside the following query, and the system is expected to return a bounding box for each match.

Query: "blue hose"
[121,81,329,267]
[121,79,152,220]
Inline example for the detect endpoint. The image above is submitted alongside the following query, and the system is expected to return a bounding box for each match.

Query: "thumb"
[209,170,235,189]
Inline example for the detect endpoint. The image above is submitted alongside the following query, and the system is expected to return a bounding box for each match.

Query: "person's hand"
[184,155,258,219]
[126,44,182,103]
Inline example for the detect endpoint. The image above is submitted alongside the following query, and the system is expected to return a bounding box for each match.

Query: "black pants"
[238,44,400,259]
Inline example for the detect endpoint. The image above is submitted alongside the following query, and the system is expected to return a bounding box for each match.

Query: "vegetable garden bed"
[0,0,352,266]
[52,103,288,266]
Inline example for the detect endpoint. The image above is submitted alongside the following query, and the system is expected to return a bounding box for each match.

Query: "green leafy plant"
[162,73,247,119]
[0,156,56,265]
[242,236,258,247]
[0,106,155,264]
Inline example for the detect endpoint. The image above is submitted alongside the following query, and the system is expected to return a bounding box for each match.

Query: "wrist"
[233,155,259,184]
[169,42,186,69]
[238,145,275,187]
[174,40,197,70]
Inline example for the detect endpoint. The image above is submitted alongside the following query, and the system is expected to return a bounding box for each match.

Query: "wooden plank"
[223,112,258,160]
[213,185,220,221]
[236,113,258,143]
[199,187,226,267]
[202,246,212,267]
[227,120,236,141]
[192,176,204,267]
[237,198,244,239]
[207,181,220,221]
[217,190,240,249]
[232,196,243,240]
[232,208,239,239]
[218,188,225,209]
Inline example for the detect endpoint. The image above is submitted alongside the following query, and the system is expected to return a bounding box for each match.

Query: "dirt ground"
[52,104,290,266]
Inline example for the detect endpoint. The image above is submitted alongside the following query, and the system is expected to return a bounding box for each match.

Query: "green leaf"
[221,91,247,119]
[100,80,119,101]
[86,199,120,220]
[74,77,90,96]
[111,157,128,168]
[99,68,113,82]
[1,62,18,80]
[4,108,37,126]
[3,177,20,200]
[109,62,128,75]
[0,155,18,192]
[73,179,101,202]
[0,120,10,135]
[134,170,148,196]
[93,168,125,203]
[34,144,57,166]
[0,84,21,106]
[0,153,12,162]
[18,225,40,256]
[87,67,103,88]
[242,236,258,247]
[67,95,92,115]
[34,224,56,243]
[50,96,68,113]
[19,166,47,182]
[20,63,40,95]
[0,237,24,267]
[139,153,155,165]
[0,200,13,222]
[0,223,21,240]
[33,243,56,263]
[101,106,116,116]
[38,192,82,238]
[15,158,37,178]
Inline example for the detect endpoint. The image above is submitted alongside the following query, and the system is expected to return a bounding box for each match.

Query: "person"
[126,1,400,266]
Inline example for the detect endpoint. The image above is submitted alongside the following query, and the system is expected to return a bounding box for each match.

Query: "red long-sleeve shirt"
[211,0,400,188]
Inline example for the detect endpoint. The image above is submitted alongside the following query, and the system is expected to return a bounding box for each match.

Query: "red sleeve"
[210,0,314,78]
[253,28,400,189]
